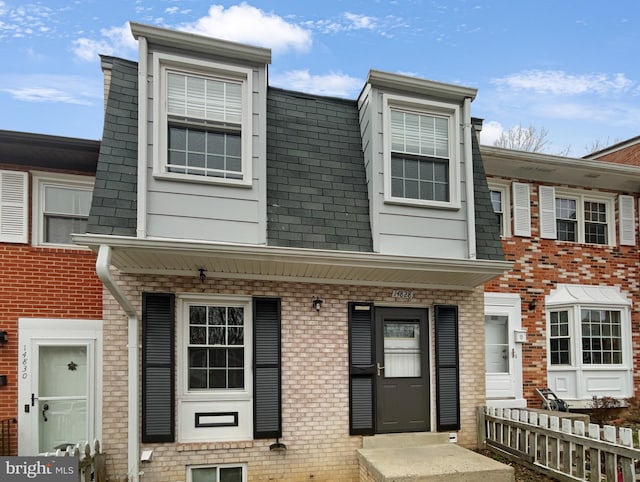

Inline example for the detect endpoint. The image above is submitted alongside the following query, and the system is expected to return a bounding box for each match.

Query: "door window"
[485,315,509,374]
[38,345,88,453]
[383,322,421,377]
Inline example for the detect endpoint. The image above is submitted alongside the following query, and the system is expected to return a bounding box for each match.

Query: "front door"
[18,319,101,455]
[375,307,429,433]
[484,293,525,406]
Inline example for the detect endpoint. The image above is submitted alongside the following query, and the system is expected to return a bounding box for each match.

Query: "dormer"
[130,23,271,244]
[357,71,479,259]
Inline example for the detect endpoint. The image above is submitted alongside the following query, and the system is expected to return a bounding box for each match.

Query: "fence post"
[477,406,487,449]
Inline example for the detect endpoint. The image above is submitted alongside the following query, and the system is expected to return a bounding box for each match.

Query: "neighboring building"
[73,23,510,481]
[0,130,102,455]
[587,135,640,166]
[482,145,640,409]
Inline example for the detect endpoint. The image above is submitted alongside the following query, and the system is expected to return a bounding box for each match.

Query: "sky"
[1,1,639,157]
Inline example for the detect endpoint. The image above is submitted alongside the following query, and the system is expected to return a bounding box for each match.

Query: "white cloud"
[179,3,311,54]
[0,2,54,39]
[0,74,101,105]
[492,70,633,96]
[343,12,377,30]
[71,23,137,62]
[479,120,504,146]
[270,70,362,98]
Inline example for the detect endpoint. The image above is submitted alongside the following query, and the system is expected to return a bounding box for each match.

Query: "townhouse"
[482,145,640,409]
[71,22,510,481]
[0,130,101,455]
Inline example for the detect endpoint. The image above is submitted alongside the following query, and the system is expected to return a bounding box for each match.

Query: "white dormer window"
[154,53,253,186]
[383,95,460,208]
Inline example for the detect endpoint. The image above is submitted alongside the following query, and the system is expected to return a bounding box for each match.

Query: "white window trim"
[152,52,253,187]
[187,463,247,482]
[382,93,461,209]
[177,294,253,403]
[540,185,617,246]
[488,180,511,237]
[546,285,632,372]
[31,171,94,249]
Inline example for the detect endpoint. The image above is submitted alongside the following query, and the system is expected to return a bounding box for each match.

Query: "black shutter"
[142,292,175,443]
[434,304,460,431]
[348,302,375,435]
[253,297,281,439]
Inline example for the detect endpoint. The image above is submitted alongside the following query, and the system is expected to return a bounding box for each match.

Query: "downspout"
[96,245,140,482]
[463,97,477,259]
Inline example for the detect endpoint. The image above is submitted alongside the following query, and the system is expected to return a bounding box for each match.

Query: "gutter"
[96,245,140,482]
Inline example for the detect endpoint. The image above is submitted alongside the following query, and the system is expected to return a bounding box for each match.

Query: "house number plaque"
[391,289,414,300]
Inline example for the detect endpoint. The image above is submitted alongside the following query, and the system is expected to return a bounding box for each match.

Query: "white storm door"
[485,294,523,403]
[36,343,92,453]
[18,319,101,455]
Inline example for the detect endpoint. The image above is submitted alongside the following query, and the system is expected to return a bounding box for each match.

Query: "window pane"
[44,216,88,244]
[391,155,449,202]
[189,369,207,389]
[220,467,243,482]
[581,309,622,365]
[192,467,217,482]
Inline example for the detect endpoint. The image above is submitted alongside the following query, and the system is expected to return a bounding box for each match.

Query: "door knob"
[376,363,385,377]
[42,403,49,422]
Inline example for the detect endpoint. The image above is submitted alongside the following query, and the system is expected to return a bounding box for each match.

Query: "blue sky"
[0,0,639,156]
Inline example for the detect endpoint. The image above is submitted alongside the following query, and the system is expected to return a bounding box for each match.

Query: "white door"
[484,294,526,407]
[18,319,102,455]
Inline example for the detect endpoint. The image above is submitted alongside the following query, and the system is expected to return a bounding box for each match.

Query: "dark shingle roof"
[266,88,373,251]
[86,57,138,236]
[472,125,505,261]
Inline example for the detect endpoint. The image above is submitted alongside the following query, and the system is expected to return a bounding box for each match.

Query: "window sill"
[384,197,461,210]
[176,440,255,452]
[153,171,253,188]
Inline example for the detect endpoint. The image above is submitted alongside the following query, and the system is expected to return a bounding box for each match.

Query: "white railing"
[478,406,640,482]
[42,439,106,482]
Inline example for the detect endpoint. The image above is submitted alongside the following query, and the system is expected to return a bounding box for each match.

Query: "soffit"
[75,235,512,291]
[481,146,640,193]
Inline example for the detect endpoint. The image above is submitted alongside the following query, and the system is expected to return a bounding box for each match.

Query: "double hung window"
[32,173,93,247]
[488,181,511,237]
[167,71,242,180]
[384,96,459,208]
[539,186,614,246]
[155,55,252,186]
[187,304,246,390]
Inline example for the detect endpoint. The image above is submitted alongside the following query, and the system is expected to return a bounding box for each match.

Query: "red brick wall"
[0,238,101,455]
[485,179,640,406]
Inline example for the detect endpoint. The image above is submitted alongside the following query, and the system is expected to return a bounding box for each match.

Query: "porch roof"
[74,234,512,290]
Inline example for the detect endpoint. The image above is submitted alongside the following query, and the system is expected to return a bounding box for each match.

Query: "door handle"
[376,363,385,377]
[42,403,49,422]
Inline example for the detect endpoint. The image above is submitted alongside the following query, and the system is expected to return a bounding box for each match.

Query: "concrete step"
[357,444,515,482]
[362,432,450,449]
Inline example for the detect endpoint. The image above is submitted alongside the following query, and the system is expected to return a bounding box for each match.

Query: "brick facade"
[101,271,485,481]
[484,177,640,406]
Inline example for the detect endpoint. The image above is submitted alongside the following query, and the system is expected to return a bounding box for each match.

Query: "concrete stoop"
[357,433,514,482]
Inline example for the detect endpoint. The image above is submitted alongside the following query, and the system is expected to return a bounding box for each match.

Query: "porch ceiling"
[75,235,512,290]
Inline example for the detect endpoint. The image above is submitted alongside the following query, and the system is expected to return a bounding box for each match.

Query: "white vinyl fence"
[478,406,640,482]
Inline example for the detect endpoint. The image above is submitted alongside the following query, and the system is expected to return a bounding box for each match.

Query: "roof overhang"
[481,145,640,192]
[74,235,512,291]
